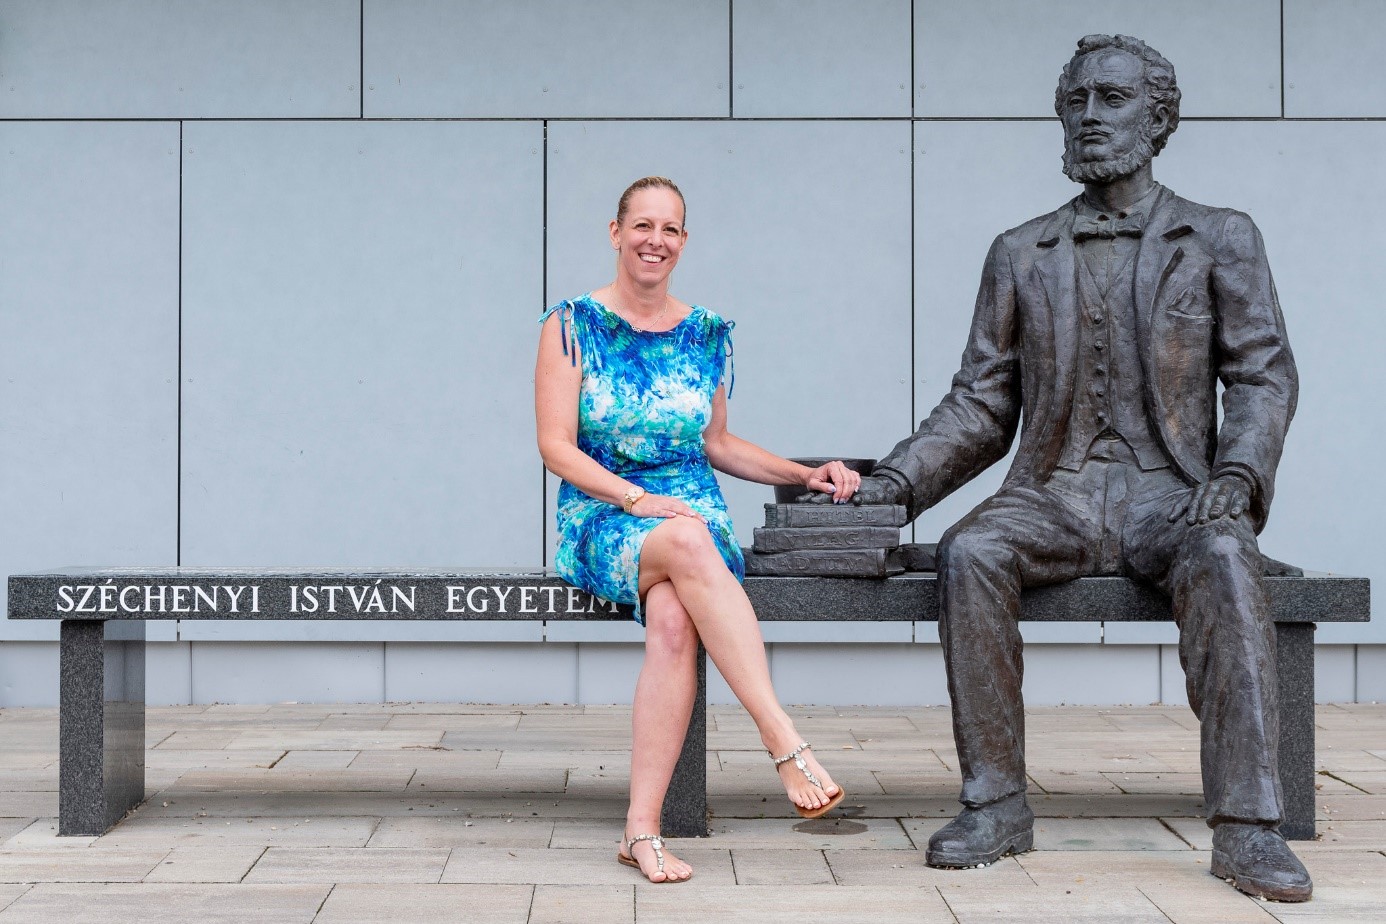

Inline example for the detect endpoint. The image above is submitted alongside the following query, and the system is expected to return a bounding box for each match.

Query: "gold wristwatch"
[622,486,647,513]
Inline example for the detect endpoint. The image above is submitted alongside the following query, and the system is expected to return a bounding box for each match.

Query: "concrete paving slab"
[528,884,634,924]
[828,849,1035,887]
[688,817,912,850]
[441,846,736,885]
[347,749,502,771]
[0,822,33,846]
[1026,769,1125,795]
[142,845,267,882]
[0,792,56,818]
[1265,886,1386,922]
[170,768,414,792]
[1033,817,1191,852]
[637,884,957,922]
[146,748,287,771]
[727,847,834,884]
[227,730,443,751]
[1294,819,1386,850]
[313,883,534,924]
[1161,816,1214,850]
[94,815,378,848]
[0,885,28,914]
[1017,849,1217,887]
[410,768,568,793]
[0,848,167,882]
[385,712,522,730]
[151,731,243,750]
[0,883,328,923]
[938,882,1172,922]
[1029,792,1205,818]
[315,715,392,731]
[367,816,555,848]
[1317,792,1386,820]
[2,819,94,848]
[1103,772,1214,795]
[243,846,450,883]
[1138,879,1281,923]
[271,750,358,770]
[0,768,58,790]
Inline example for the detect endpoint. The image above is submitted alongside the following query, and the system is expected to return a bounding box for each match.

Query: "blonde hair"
[616,176,686,228]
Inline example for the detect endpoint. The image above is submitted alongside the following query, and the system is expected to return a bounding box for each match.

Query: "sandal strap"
[770,741,825,789]
[626,833,666,873]
[769,741,811,767]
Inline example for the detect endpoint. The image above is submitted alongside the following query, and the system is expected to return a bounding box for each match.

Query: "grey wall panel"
[0,0,360,118]
[915,0,1281,117]
[147,642,193,707]
[0,643,58,707]
[190,642,385,705]
[1022,645,1160,706]
[732,0,911,117]
[181,121,545,642]
[1315,647,1356,704]
[364,0,728,117]
[0,122,179,642]
[546,120,913,547]
[1285,0,1386,117]
[770,644,949,706]
[1154,122,1386,643]
[911,121,1072,545]
[383,643,578,703]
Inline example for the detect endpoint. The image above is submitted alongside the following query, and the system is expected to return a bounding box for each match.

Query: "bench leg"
[59,619,146,836]
[1275,622,1316,840]
[662,643,709,837]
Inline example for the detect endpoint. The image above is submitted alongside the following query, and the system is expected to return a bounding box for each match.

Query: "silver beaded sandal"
[771,741,846,819]
[617,833,688,883]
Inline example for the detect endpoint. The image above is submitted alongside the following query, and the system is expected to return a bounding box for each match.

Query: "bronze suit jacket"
[877,186,1298,532]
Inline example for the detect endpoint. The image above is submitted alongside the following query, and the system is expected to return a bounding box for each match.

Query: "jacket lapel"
[1031,201,1080,453]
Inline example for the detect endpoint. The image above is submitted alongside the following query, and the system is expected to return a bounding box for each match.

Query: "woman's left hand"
[803,460,861,504]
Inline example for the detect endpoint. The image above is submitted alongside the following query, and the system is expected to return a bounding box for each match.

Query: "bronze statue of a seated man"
[845,34,1310,902]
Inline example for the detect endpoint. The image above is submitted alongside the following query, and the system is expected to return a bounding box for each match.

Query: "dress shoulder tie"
[538,299,578,367]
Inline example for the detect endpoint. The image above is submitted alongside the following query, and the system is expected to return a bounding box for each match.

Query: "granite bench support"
[7,569,1370,839]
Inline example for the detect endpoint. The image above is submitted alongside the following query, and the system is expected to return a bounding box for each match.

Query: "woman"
[534,177,859,884]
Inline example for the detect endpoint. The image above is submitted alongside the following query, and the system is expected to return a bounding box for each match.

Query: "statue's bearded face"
[1059,49,1156,183]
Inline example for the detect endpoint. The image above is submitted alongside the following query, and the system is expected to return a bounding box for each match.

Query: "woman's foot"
[619,832,693,883]
[769,739,842,816]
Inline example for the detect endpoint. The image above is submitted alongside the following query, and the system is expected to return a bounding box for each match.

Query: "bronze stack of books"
[742,502,909,577]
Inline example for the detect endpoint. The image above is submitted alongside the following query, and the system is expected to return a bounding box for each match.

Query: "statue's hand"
[1168,474,1251,525]
[799,474,905,506]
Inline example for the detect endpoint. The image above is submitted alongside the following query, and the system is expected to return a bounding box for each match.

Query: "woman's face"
[610,188,687,287]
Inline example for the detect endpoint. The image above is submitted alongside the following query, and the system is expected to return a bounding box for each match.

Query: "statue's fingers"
[1229,490,1249,519]
[1182,487,1205,524]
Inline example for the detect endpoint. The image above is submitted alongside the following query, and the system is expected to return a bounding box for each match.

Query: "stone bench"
[6,567,1370,839]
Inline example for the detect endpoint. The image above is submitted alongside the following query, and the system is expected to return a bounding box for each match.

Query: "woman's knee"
[647,517,721,572]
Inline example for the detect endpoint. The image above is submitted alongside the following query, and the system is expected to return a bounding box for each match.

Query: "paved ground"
[0,702,1383,922]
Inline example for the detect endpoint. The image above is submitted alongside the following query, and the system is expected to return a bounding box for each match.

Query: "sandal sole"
[795,787,847,819]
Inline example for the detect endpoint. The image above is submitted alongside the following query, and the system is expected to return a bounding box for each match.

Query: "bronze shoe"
[925,792,1034,868]
[1211,823,1312,902]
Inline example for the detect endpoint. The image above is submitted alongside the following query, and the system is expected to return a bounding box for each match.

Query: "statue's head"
[1055,34,1181,184]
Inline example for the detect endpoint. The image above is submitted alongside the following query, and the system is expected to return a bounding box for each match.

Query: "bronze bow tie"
[1072,215,1143,241]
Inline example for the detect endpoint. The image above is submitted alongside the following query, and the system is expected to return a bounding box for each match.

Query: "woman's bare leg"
[623,581,696,881]
[638,517,839,812]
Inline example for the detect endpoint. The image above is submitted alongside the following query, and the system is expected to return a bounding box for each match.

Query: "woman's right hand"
[630,493,706,522]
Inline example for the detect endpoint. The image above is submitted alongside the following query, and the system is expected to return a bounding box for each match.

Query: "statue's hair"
[615,176,686,228]
[1055,34,1181,154]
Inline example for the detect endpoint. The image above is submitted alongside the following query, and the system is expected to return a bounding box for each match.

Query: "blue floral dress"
[541,293,745,623]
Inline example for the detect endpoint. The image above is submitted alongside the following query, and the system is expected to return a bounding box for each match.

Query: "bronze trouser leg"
[1124,499,1284,826]
[937,482,1096,807]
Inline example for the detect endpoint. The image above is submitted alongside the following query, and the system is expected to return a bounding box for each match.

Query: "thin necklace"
[612,296,670,333]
